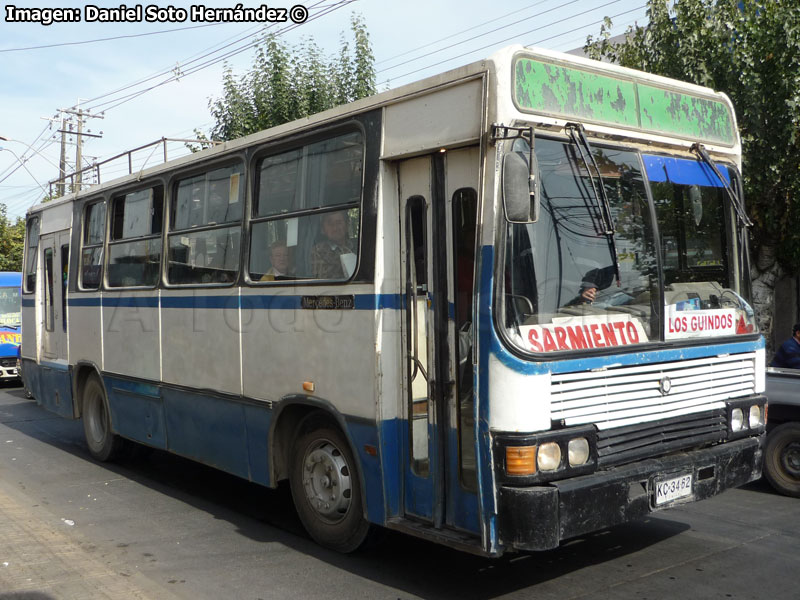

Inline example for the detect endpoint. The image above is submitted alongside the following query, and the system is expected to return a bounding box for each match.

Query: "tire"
[289,416,371,553]
[81,374,124,462]
[764,422,800,498]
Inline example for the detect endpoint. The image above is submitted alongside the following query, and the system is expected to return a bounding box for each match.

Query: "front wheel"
[82,374,124,462]
[289,416,371,553]
[764,422,800,498]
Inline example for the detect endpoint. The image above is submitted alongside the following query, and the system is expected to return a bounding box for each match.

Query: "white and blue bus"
[21,45,766,556]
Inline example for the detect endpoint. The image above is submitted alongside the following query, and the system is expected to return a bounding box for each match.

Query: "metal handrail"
[47,137,222,198]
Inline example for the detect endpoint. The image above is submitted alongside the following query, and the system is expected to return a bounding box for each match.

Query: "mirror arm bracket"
[492,123,538,198]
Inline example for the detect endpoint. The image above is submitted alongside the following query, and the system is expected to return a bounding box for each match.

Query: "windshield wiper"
[690,143,753,228]
[565,122,621,286]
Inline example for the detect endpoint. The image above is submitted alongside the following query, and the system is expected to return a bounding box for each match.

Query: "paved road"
[1,384,798,600]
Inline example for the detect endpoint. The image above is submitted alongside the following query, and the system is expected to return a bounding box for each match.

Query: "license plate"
[655,473,693,505]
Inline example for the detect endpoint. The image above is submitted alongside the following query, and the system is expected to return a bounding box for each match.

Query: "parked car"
[764,367,800,497]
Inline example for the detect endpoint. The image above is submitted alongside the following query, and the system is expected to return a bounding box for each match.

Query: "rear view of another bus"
[0,272,23,382]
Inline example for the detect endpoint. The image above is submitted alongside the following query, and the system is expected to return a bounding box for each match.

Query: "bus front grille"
[595,409,726,467]
[549,352,756,432]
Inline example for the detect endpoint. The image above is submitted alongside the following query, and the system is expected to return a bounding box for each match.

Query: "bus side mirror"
[502,151,540,223]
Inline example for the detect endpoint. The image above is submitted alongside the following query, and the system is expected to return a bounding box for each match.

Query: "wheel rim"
[781,441,800,479]
[301,440,352,523]
[85,389,107,446]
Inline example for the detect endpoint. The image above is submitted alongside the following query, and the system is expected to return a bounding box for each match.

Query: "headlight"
[749,405,763,428]
[568,438,590,466]
[731,408,744,432]
[537,442,561,471]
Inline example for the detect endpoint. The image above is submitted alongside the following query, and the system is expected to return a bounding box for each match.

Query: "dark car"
[764,367,800,497]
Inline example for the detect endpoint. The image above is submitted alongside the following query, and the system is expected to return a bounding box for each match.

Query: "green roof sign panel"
[514,58,639,128]
[513,57,736,147]
[636,83,734,145]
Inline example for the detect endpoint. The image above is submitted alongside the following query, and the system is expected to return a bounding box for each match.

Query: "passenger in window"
[260,241,292,281]
[311,211,356,279]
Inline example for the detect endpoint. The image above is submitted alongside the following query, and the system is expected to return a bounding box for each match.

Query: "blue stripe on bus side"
[67,293,405,310]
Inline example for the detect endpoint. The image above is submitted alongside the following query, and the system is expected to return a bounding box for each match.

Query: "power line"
[1,0,352,205]
[378,0,586,75]
[83,0,343,112]
[0,22,225,53]
[531,5,646,48]
[375,0,551,66]
[377,1,643,87]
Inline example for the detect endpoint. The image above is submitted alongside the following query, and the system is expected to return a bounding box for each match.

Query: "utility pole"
[58,104,103,194]
[58,118,68,197]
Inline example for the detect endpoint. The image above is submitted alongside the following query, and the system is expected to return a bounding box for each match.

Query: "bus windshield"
[0,287,21,327]
[500,137,757,355]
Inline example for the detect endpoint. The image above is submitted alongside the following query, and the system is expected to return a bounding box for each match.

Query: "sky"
[0,0,650,220]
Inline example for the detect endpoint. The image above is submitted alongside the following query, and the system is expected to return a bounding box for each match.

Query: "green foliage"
[0,204,25,271]
[208,13,376,142]
[585,0,800,268]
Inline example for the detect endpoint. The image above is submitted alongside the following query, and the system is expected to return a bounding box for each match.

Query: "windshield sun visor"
[642,155,731,188]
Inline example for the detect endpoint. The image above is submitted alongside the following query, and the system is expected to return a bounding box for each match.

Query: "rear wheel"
[764,422,800,498]
[82,374,124,462]
[289,416,370,553]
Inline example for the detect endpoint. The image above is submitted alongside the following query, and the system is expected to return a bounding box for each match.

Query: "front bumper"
[0,366,19,379]
[498,434,763,552]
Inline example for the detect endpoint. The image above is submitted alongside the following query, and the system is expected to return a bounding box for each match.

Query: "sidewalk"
[0,463,175,599]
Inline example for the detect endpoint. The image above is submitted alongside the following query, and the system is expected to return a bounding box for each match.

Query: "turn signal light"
[506,446,536,476]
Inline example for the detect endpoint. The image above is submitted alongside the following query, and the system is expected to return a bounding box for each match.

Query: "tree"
[207,13,376,142]
[585,0,800,346]
[0,204,25,272]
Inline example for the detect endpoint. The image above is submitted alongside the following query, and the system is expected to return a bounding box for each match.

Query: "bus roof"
[28,44,737,216]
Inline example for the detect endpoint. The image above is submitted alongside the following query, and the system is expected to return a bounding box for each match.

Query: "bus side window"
[61,244,69,331]
[452,188,478,490]
[80,201,106,290]
[168,165,243,286]
[108,186,163,288]
[249,131,363,283]
[24,216,39,293]
[44,247,54,331]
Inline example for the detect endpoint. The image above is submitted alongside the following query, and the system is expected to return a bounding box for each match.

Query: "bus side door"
[398,148,480,534]
[39,230,69,362]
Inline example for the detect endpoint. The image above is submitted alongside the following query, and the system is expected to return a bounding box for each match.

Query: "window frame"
[79,199,107,291]
[165,159,245,288]
[106,185,165,289]
[494,134,663,360]
[247,128,366,285]
[23,214,40,294]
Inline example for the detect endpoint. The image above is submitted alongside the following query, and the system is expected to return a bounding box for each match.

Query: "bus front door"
[398,148,480,534]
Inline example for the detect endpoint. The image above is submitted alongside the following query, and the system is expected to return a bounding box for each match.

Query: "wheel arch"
[767,403,800,430]
[269,396,368,512]
[72,361,104,419]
